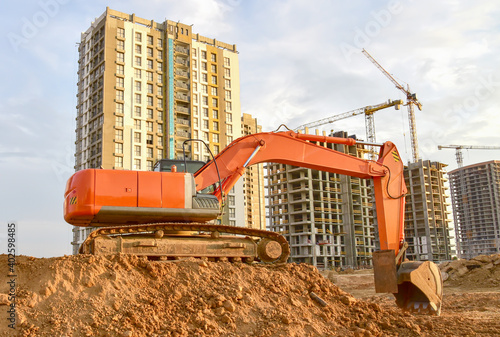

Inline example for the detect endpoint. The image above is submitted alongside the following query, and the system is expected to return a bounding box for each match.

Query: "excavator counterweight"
[64,130,442,315]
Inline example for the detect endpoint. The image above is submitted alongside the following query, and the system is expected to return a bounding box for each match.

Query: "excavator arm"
[195,131,405,253]
[195,131,442,314]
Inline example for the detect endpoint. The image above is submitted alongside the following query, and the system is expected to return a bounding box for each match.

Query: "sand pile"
[439,254,500,288]
[0,254,433,337]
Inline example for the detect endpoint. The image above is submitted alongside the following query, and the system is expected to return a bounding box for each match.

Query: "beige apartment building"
[241,113,266,230]
[72,8,245,253]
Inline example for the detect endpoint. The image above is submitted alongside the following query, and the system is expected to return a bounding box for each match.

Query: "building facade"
[72,8,243,253]
[448,160,500,258]
[266,131,375,270]
[403,160,455,262]
[241,113,266,230]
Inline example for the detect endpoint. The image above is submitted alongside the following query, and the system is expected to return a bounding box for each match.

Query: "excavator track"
[79,223,290,264]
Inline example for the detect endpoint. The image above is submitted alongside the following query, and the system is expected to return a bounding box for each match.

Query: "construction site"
[3,7,500,337]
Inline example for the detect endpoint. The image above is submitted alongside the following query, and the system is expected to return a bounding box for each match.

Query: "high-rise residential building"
[448,160,500,258]
[71,8,243,253]
[241,113,266,230]
[403,160,455,262]
[266,130,375,270]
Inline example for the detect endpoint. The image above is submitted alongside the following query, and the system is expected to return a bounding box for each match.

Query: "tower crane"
[437,145,500,168]
[362,49,422,163]
[294,99,403,158]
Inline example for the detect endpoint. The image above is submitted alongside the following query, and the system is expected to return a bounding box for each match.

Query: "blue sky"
[1,0,499,257]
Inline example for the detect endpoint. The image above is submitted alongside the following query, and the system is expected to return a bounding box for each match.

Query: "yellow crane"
[362,49,422,163]
[295,99,403,159]
[437,145,500,168]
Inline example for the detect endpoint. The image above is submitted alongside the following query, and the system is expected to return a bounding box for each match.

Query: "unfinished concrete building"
[448,160,500,258]
[266,131,375,270]
[404,160,455,262]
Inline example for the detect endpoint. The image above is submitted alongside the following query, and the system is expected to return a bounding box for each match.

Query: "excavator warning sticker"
[69,197,77,205]
[392,151,400,162]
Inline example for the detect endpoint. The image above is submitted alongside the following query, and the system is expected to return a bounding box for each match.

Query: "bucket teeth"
[405,301,441,316]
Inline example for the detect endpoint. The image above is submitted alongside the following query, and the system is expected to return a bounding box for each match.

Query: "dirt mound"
[0,254,435,337]
[439,254,500,288]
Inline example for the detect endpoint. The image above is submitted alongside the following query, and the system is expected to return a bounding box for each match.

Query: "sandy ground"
[0,254,499,336]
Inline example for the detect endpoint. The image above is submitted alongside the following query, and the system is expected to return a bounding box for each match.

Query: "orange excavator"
[64,130,442,315]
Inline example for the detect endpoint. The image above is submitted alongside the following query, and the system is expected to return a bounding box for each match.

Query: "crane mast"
[362,49,422,163]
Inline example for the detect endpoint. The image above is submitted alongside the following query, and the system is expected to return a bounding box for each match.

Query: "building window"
[202,120,209,129]
[158,50,163,59]
[147,47,153,57]
[147,59,153,70]
[146,121,153,132]
[225,90,231,100]
[203,108,209,117]
[212,110,218,119]
[134,159,141,170]
[135,32,142,42]
[193,106,198,116]
[211,64,217,73]
[193,83,198,91]
[211,87,217,96]
[158,110,163,119]
[157,62,163,72]
[117,40,124,50]
[135,106,141,117]
[211,53,216,62]
[213,145,219,155]
[158,135,163,144]
[135,145,141,156]
[212,98,218,108]
[116,77,124,87]
[213,133,219,143]
[158,75,163,84]
[115,143,123,154]
[192,71,197,80]
[229,208,235,217]
[117,27,125,38]
[134,119,141,130]
[116,90,124,101]
[147,108,153,119]
[147,35,153,45]
[115,129,123,141]
[202,73,208,83]
[157,149,163,159]
[224,68,230,77]
[227,125,233,134]
[115,116,123,127]
[211,75,217,85]
[147,147,153,157]
[201,85,208,94]
[224,57,230,67]
[134,132,141,143]
[117,52,124,63]
[201,50,207,60]
[135,81,142,91]
[158,125,163,134]
[147,96,153,106]
[135,44,142,54]
[157,98,163,108]
[203,132,209,141]
[193,118,198,128]
[117,64,124,75]
[201,62,207,71]
[192,48,197,57]
[147,160,153,171]
[134,69,141,79]
[135,56,142,67]
[147,71,153,81]
[157,38,162,48]
[135,94,142,104]
[202,96,208,106]
[213,121,219,131]
[147,134,153,145]
[116,103,124,114]
[192,95,198,104]
[225,79,231,88]
[226,101,232,111]
[115,156,123,168]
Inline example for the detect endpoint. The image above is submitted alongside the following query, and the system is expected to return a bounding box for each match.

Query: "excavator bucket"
[394,261,443,315]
